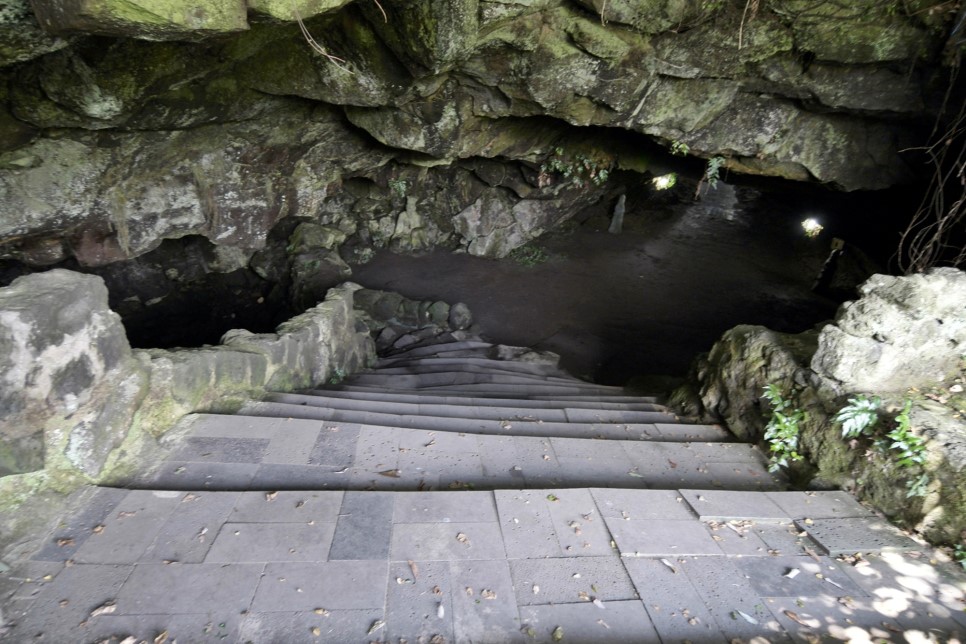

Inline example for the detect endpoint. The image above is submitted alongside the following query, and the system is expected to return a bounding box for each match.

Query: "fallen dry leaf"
[366,619,385,635]
[92,525,105,535]
[578,591,590,601]
[56,538,74,548]
[181,493,199,503]
[546,494,559,502]
[668,459,678,469]
[456,532,469,544]
[597,619,610,629]
[465,587,474,596]
[592,598,605,609]
[783,610,809,626]
[660,558,677,574]
[311,626,321,636]
[117,511,137,519]
[266,491,278,502]
[552,625,564,641]
[89,601,116,618]
[378,469,401,478]
[153,630,169,644]
[408,560,419,580]
[432,585,442,595]
[481,589,497,600]
[313,608,330,616]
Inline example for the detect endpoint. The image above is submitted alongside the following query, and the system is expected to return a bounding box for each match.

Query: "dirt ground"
[353,180,846,384]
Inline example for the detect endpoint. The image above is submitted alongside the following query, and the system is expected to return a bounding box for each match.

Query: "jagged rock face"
[0,0,952,272]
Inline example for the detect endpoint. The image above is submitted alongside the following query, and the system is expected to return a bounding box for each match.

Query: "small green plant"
[704,156,726,189]
[328,367,346,385]
[762,384,806,473]
[540,147,612,189]
[508,244,549,267]
[388,178,407,200]
[836,395,882,439]
[670,140,690,156]
[954,544,966,570]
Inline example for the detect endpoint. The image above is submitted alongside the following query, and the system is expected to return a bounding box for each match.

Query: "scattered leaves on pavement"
[552,626,564,641]
[89,601,116,618]
[366,619,385,635]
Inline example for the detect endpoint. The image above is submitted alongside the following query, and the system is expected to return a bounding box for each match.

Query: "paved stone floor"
[3,338,965,642]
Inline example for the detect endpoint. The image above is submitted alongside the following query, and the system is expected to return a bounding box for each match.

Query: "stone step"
[381,339,495,359]
[297,388,664,411]
[374,356,572,378]
[264,392,682,426]
[239,400,725,442]
[365,363,586,384]
[123,414,777,492]
[344,370,624,391]
[331,382,632,398]
[326,383,656,402]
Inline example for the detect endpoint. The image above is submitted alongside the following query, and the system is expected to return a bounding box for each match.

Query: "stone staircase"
[5,334,964,643]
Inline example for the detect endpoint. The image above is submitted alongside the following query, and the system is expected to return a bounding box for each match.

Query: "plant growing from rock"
[836,394,881,439]
[762,384,806,473]
[539,147,612,189]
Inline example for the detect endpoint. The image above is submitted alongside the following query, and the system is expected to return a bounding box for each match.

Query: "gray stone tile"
[552,457,644,488]
[519,600,657,643]
[31,486,129,562]
[249,463,352,490]
[140,491,239,563]
[509,557,638,606]
[352,425,399,470]
[544,488,615,557]
[308,422,359,467]
[385,560,453,642]
[392,491,498,523]
[398,450,484,485]
[549,437,629,460]
[606,519,722,557]
[677,557,791,641]
[704,520,773,556]
[448,559,523,643]
[703,461,784,490]
[115,563,262,614]
[262,422,322,465]
[684,442,770,464]
[76,611,246,644]
[239,609,384,643]
[186,413,283,438]
[391,522,507,561]
[72,490,181,564]
[397,427,481,454]
[251,561,387,611]
[494,490,562,559]
[765,595,903,642]
[591,488,695,520]
[329,491,394,560]
[205,522,336,563]
[836,551,964,609]
[4,564,132,642]
[170,436,270,464]
[140,461,259,490]
[624,557,726,643]
[752,523,821,556]
[733,554,864,598]
[680,489,789,521]
[797,517,922,555]
[228,490,343,523]
[766,491,876,520]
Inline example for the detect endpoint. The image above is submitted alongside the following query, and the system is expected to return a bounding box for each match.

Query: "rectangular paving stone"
[591,489,695,521]
[186,413,283,438]
[702,462,784,490]
[115,563,262,615]
[765,491,876,520]
[549,437,630,460]
[680,489,790,521]
[519,600,658,643]
[396,428,481,454]
[308,423,360,468]
[509,557,638,606]
[249,464,353,490]
[623,558,726,644]
[352,425,399,470]
[169,436,270,464]
[677,557,791,641]
[140,491,239,563]
[251,561,387,611]
[205,522,336,563]
[797,517,922,555]
[544,488,615,557]
[228,490,343,523]
[140,461,259,491]
[262,423,322,465]
[448,559,522,643]
[703,521,772,556]
[552,457,644,488]
[765,595,903,641]
[391,522,506,561]
[751,523,821,555]
[328,491,394,560]
[733,554,864,597]
[31,486,130,562]
[392,491,498,523]
[6,563,133,642]
[239,609,384,644]
[494,490,562,559]
[72,490,181,564]
[397,451,484,485]
[385,560,454,642]
[606,519,723,557]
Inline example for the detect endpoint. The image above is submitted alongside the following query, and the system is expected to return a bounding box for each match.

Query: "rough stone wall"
[674,268,966,543]
[0,0,957,274]
[0,269,375,495]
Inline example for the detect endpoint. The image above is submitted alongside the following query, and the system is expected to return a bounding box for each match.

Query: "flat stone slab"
[796,517,923,555]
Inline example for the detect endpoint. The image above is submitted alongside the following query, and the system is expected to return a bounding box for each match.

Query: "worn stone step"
[367,363,584,384]
[239,400,723,442]
[381,339,495,359]
[123,414,777,492]
[345,370,624,391]
[374,356,572,377]
[264,392,672,425]
[326,384,654,402]
[298,388,665,411]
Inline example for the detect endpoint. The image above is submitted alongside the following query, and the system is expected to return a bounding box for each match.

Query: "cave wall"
[0,0,958,281]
